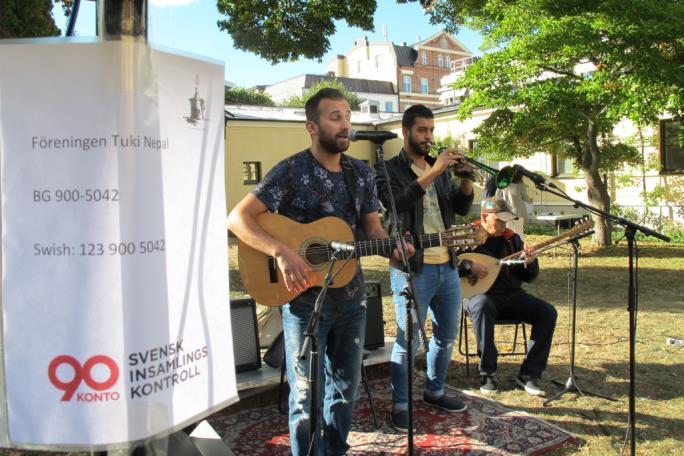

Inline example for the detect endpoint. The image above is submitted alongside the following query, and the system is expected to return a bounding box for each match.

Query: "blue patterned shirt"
[252,149,380,300]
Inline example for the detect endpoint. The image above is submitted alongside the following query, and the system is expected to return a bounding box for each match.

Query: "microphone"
[512,164,558,188]
[329,241,356,253]
[349,129,398,143]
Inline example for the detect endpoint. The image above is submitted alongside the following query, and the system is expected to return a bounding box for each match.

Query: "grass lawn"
[230,236,684,455]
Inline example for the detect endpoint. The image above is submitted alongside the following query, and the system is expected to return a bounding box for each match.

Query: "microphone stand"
[375,141,428,455]
[522,177,670,456]
[544,230,616,406]
[298,253,343,456]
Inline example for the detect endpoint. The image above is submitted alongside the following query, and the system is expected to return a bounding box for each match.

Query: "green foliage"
[0,0,61,38]
[428,0,684,245]
[224,87,275,106]
[429,133,459,156]
[525,222,558,236]
[443,0,684,171]
[216,0,389,63]
[661,220,684,244]
[279,80,363,110]
[643,176,684,218]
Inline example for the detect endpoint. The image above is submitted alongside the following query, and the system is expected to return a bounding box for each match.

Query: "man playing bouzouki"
[227,88,411,456]
[459,197,557,396]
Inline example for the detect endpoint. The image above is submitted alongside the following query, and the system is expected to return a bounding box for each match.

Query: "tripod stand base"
[543,375,617,406]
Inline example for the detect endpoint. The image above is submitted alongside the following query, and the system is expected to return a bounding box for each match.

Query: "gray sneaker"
[480,375,498,394]
[516,375,546,396]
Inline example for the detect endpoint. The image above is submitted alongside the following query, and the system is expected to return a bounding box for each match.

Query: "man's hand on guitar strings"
[391,231,415,261]
[275,245,311,294]
[521,243,537,266]
[471,261,489,280]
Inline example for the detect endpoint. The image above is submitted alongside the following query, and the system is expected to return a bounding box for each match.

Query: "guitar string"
[288,231,482,257]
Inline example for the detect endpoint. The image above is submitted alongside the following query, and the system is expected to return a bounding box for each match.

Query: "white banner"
[0,39,235,448]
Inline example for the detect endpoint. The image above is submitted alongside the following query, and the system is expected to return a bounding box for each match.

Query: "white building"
[262,74,399,113]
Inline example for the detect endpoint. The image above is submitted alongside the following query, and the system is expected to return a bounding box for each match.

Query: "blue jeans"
[465,292,557,378]
[390,263,461,406]
[282,291,367,456]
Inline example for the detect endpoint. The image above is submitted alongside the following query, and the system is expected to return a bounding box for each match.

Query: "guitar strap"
[340,153,361,228]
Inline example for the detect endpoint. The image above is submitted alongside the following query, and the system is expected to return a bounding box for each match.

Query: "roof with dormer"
[412,30,472,55]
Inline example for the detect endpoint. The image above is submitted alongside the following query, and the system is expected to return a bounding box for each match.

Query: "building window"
[356,60,362,73]
[403,75,412,92]
[242,162,261,184]
[438,54,444,67]
[446,55,451,68]
[421,51,427,65]
[552,154,575,176]
[420,78,429,94]
[374,55,381,67]
[660,119,684,174]
[385,101,393,112]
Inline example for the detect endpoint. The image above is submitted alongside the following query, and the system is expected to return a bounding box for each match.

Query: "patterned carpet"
[208,373,579,455]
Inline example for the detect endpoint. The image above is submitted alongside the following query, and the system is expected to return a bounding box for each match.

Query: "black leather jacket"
[375,149,474,274]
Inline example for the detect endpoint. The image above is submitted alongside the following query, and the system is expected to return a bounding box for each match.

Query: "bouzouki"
[459,218,594,299]
[238,213,488,306]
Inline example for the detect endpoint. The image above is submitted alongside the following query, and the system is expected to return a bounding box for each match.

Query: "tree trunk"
[582,121,612,246]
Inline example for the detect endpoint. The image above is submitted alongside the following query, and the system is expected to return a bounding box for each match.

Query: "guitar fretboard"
[348,233,446,258]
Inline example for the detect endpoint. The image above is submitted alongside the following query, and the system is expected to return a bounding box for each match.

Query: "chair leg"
[361,359,379,429]
[463,309,471,377]
[511,322,519,354]
[521,322,528,352]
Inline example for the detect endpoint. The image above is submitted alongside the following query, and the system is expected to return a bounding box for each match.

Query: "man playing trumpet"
[375,104,475,432]
[460,197,557,396]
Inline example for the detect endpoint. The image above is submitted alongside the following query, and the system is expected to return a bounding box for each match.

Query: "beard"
[408,134,430,156]
[318,128,349,155]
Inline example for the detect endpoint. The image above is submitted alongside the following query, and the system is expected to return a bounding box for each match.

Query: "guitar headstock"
[442,224,488,251]
[571,217,594,235]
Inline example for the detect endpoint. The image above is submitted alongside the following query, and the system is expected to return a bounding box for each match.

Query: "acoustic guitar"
[238,213,488,306]
[459,218,594,299]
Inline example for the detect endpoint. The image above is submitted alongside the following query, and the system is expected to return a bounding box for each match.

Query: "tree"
[216,1,428,63]
[0,0,61,38]
[280,80,363,111]
[214,1,683,244]
[427,0,684,245]
[225,87,275,106]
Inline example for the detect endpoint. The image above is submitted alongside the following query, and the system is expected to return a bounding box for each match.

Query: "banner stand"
[0,38,236,449]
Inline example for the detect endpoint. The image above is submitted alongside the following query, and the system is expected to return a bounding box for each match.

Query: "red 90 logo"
[48,355,119,401]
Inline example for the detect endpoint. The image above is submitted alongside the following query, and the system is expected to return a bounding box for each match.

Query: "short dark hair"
[402,104,434,129]
[305,88,346,122]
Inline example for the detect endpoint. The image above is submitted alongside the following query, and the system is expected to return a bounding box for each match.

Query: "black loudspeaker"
[364,281,385,350]
[230,298,262,373]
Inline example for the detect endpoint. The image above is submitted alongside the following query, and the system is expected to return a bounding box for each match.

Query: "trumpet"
[431,145,514,189]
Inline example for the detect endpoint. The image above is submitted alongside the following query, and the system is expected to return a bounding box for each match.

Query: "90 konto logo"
[48,355,120,402]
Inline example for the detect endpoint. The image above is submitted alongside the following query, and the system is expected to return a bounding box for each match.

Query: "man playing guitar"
[460,197,558,396]
[227,88,410,455]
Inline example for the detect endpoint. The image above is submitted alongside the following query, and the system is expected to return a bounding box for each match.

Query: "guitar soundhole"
[303,240,328,270]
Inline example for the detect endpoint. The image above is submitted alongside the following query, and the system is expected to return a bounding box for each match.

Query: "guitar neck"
[501,221,591,260]
[351,233,444,258]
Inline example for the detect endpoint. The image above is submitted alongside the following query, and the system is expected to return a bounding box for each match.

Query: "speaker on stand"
[230,297,261,373]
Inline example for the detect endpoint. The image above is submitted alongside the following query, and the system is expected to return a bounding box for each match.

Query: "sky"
[52,0,483,88]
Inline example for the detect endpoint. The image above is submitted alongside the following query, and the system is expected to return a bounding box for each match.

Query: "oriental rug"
[208,373,579,455]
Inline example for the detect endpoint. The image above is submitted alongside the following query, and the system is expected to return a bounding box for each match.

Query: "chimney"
[336,55,348,77]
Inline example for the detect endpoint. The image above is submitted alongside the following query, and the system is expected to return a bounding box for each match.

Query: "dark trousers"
[465,292,557,378]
